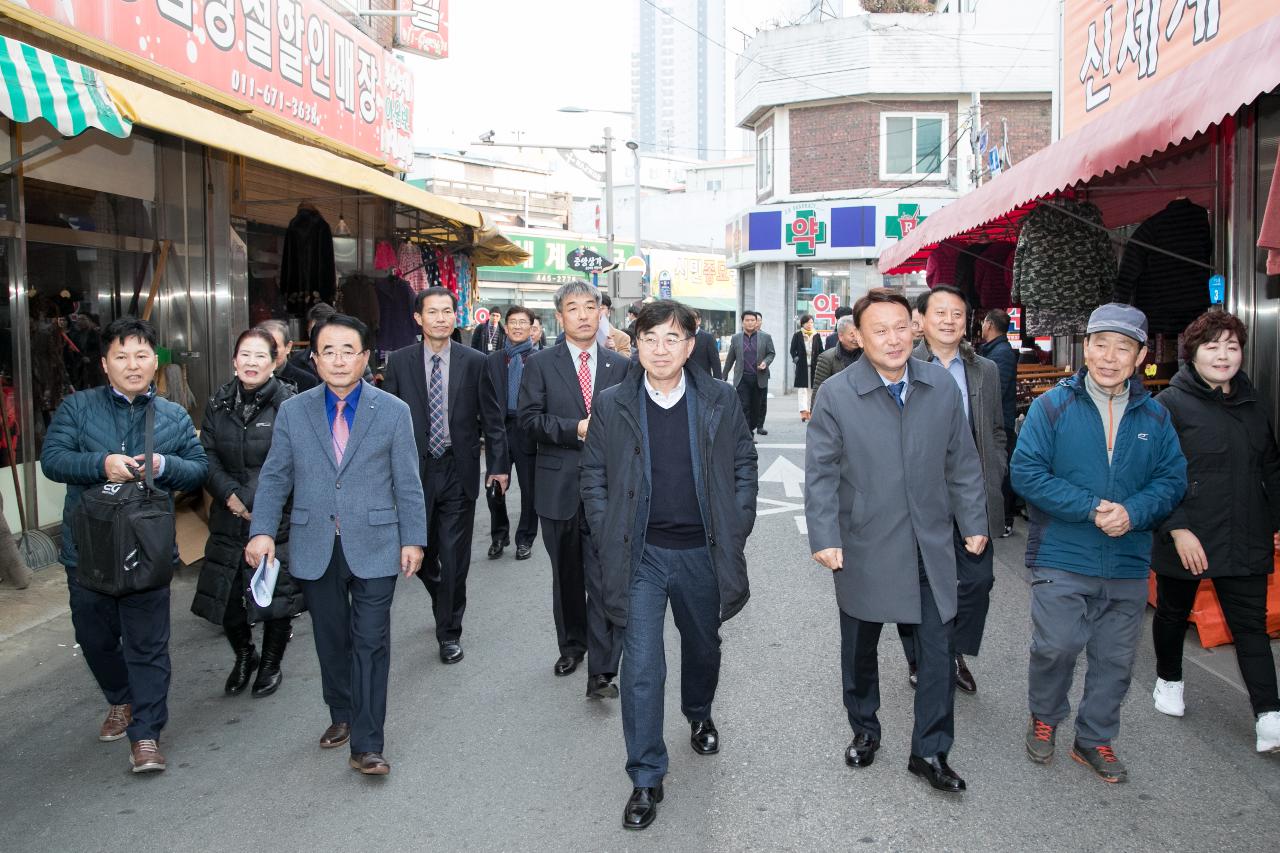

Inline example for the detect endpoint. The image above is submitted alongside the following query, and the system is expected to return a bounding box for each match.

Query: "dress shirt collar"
[424,340,451,366]
[644,370,687,410]
[565,338,595,367]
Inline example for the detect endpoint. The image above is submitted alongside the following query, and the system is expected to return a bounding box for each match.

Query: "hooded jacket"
[1011,369,1186,579]
[1151,365,1280,578]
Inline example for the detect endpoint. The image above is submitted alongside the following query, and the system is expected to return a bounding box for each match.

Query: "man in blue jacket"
[1012,304,1185,784]
[41,317,207,775]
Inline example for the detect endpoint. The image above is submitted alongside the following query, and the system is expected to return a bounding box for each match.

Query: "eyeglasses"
[317,349,368,364]
[637,334,692,350]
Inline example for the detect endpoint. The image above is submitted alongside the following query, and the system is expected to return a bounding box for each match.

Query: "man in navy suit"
[384,287,507,664]
[518,281,631,698]
[247,314,427,776]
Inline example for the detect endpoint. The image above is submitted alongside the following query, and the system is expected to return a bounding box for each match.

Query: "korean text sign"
[394,0,449,59]
[22,0,414,168]
[1063,0,1278,136]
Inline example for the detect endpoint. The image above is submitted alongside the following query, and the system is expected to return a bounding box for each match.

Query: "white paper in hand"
[249,555,281,608]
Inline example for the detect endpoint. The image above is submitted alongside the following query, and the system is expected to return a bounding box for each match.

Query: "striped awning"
[0,35,131,139]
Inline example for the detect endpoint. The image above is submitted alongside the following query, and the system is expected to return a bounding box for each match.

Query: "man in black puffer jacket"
[41,318,207,775]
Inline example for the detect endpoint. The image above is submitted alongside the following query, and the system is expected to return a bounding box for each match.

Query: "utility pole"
[603,126,616,298]
[969,96,982,188]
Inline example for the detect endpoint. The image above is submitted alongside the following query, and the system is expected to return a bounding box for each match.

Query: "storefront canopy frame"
[879,14,1280,275]
[102,72,485,234]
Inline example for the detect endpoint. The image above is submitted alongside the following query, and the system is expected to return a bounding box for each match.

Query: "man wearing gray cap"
[1011,303,1186,784]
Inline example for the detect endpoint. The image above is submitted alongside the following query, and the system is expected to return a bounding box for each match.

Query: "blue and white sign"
[987,147,1002,177]
[1208,274,1225,305]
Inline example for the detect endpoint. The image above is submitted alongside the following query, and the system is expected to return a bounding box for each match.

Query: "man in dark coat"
[518,282,629,697]
[481,306,540,561]
[40,317,208,774]
[259,319,319,393]
[687,310,722,380]
[977,309,1018,536]
[805,289,987,794]
[722,311,775,435]
[812,315,861,398]
[582,300,757,830]
[384,288,507,664]
[470,308,506,353]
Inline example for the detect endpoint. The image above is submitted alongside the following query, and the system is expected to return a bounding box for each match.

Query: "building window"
[706,179,722,191]
[756,127,773,192]
[880,113,948,182]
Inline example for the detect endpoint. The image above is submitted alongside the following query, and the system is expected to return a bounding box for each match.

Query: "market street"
[2,415,1278,853]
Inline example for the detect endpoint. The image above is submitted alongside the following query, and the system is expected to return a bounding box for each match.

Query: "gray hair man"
[811,314,861,398]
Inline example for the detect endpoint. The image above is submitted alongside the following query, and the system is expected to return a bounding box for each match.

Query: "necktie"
[578,350,593,415]
[428,354,447,458]
[888,381,905,410]
[332,399,349,464]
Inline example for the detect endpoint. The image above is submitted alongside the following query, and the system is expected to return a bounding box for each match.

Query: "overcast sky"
[404,0,823,157]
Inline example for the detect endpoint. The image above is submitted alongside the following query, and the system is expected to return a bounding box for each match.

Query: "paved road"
[2,414,1278,852]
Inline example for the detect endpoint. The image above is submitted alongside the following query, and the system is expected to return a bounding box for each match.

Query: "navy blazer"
[251,381,428,580]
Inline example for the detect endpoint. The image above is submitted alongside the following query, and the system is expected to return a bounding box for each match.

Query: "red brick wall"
[976,99,1053,167]
[789,99,959,193]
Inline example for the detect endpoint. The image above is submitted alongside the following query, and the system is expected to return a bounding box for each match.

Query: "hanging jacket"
[926,239,962,287]
[973,242,1015,310]
[279,206,335,308]
[373,240,397,271]
[1113,199,1212,335]
[1151,365,1280,579]
[192,377,305,625]
[337,274,380,340]
[1012,200,1116,315]
[396,241,429,293]
[374,275,419,352]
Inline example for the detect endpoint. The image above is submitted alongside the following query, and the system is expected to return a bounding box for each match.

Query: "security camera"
[479,130,495,144]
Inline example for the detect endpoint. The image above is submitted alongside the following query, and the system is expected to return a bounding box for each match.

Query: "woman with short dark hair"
[192,328,304,697]
[1151,309,1280,753]
[790,314,817,421]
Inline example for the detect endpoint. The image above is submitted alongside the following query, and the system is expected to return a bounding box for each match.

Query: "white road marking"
[759,456,805,498]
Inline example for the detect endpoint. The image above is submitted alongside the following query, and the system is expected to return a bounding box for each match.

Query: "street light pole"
[603,126,616,299]
[627,141,642,275]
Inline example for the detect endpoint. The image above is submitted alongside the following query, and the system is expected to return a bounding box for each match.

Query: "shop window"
[880,113,948,182]
[23,178,155,239]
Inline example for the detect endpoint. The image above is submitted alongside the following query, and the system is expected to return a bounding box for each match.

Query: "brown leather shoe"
[349,752,390,775]
[99,704,132,742]
[129,739,166,773]
[319,722,351,749]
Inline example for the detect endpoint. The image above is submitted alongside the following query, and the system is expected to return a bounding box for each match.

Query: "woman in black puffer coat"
[1151,310,1280,752]
[192,329,304,697]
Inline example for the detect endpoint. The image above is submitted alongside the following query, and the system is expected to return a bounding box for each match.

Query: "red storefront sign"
[20,0,414,169]
[394,0,449,59]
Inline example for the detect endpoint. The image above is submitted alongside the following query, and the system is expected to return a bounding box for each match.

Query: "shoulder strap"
[144,399,157,491]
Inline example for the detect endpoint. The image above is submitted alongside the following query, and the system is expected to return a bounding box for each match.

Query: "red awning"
[879,14,1280,274]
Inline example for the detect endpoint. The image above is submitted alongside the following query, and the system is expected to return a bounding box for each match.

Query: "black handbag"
[73,401,177,596]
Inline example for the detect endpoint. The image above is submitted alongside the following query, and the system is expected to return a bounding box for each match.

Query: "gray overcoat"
[804,355,987,623]
[911,340,1007,536]
[722,331,775,389]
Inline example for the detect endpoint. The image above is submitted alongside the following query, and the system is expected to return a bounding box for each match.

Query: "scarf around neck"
[505,338,534,412]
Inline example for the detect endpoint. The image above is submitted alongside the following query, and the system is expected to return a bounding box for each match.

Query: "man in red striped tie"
[518,282,631,698]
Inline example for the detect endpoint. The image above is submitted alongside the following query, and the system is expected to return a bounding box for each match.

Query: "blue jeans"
[621,543,721,788]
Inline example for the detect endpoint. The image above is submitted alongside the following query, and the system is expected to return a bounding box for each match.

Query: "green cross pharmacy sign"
[884,204,928,240]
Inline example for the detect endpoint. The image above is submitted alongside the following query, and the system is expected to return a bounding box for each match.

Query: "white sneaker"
[1152,678,1185,717]
[1256,711,1280,753]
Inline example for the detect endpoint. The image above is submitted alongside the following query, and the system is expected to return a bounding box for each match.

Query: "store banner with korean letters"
[394,0,448,59]
[19,0,415,169]
[648,250,736,305]
[727,199,949,266]
[1064,0,1279,136]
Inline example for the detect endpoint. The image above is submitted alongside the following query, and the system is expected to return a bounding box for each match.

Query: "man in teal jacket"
[1011,304,1185,784]
[41,317,207,775]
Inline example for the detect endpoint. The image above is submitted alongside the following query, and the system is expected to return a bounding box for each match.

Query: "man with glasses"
[519,281,630,697]
[384,287,507,664]
[248,314,427,776]
[481,306,540,561]
[582,300,757,829]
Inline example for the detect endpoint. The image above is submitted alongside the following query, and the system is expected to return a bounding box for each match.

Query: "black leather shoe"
[954,655,977,694]
[225,646,259,695]
[586,674,619,699]
[908,753,966,793]
[908,663,918,689]
[999,524,1014,538]
[439,641,464,664]
[487,540,504,559]
[623,783,664,830]
[756,428,768,436]
[690,719,719,755]
[515,544,533,560]
[844,732,880,768]
[554,654,582,677]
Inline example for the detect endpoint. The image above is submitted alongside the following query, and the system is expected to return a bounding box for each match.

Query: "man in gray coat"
[805,288,987,794]
[722,311,775,435]
[898,286,1006,695]
[247,315,427,776]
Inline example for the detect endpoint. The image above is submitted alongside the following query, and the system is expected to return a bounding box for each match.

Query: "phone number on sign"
[230,70,323,127]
